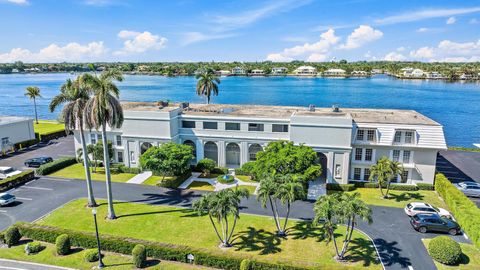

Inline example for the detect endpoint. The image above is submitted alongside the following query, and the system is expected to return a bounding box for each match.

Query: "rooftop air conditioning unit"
[308,104,315,112]
[332,104,340,112]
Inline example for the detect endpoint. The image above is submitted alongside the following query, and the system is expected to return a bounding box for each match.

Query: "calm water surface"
[1,73,479,147]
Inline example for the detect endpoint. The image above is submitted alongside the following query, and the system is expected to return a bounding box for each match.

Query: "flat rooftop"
[0,116,31,125]
[121,102,440,126]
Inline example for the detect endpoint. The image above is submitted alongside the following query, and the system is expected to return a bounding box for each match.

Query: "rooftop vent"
[220,107,236,114]
[332,104,340,112]
[180,102,189,109]
[308,104,315,112]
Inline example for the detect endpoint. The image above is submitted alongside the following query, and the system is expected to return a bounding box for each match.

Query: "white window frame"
[393,130,417,145]
[396,169,410,183]
[355,128,377,143]
[130,151,136,164]
[390,149,414,165]
[116,135,122,146]
[353,148,375,163]
[351,167,371,182]
[117,151,124,163]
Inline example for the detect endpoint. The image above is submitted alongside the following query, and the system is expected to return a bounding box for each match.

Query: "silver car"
[455,182,480,197]
[0,193,16,206]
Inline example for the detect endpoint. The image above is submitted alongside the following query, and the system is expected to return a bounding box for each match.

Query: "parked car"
[0,193,16,206]
[455,182,480,197]
[24,156,53,168]
[404,202,453,219]
[410,213,461,235]
[0,166,22,179]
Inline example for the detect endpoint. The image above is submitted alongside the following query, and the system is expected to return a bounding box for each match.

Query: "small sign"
[187,253,195,263]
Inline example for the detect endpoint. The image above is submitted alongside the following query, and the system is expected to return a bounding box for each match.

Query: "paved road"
[0,259,73,270]
[0,136,75,170]
[437,150,480,207]
[0,177,470,270]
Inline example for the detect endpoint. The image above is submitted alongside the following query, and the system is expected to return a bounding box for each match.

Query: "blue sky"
[1,0,480,62]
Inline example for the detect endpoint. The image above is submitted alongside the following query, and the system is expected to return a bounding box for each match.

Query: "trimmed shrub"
[195,159,216,175]
[25,241,44,254]
[14,139,38,150]
[55,234,71,255]
[240,259,252,270]
[36,157,77,176]
[353,182,380,189]
[114,164,142,174]
[212,167,229,175]
[435,173,480,248]
[84,248,100,262]
[0,232,5,244]
[326,183,356,191]
[0,170,35,192]
[5,226,21,247]
[132,244,147,268]
[389,184,418,191]
[217,175,234,184]
[428,236,462,265]
[236,162,256,178]
[416,183,434,190]
[157,171,192,188]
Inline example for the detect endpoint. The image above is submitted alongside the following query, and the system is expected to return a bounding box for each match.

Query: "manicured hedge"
[217,175,234,184]
[84,249,100,262]
[212,167,229,175]
[113,164,142,174]
[416,183,434,190]
[158,171,192,188]
[35,130,67,142]
[14,139,39,150]
[0,170,35,192]
[326,183,356,191]
[4,226,21,247]
[352,182,422,191]
[55,234,71,255]
[353,182,381,189]
[132,244,147,268]
[13,222,313,270]
[435,173,480,248]
[25,241,44,254]
[389,184,418,191]
[36,157,77,176]
[428,236,462,265]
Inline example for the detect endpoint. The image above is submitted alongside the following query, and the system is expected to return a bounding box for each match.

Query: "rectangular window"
[365,149,373,161]
[1,137,8,145]
[182,121,196,128]
[367,130,376,142]
[405,131,414,144]
[392,150,400,162]
[403,150,411,163]
[364,168,371,181]
[272,124,289,132]
[401,170,409,183]
[225,122,240,131]
[203,122,218,130]
[356,129,364,141]
[248,123,264,132]
[130,151,135,163]
[394,131,402,143]
[116,135,122,146]
[91,134,97,144]
[355,148,363,161]
[117,151,123,163]
[354,168,362,181]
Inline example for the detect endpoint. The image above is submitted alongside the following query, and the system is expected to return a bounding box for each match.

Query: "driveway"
[0,177,471,270]
[0,136,75,170]
[437,150,480,207]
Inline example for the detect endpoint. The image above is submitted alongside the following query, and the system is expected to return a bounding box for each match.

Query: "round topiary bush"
[55,234,71,255]
[25,241,44,254]
[428,236,462,265]
[196,158,216,176]
[217,174,234,184]
[240,259,252,270]
[132,244,147,268]
[84,249,101,262]
[4,226,21,247]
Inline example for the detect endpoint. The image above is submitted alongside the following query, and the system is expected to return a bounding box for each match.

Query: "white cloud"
[416,27,429,32]
[446,16,456,24]
[5,0,28,5]
[180,32,236,46]
[383,52,406,61]
[409,46,434,58]
[84,0,115,6]
[470,18,479,24]
[266,53,294,62]
[396,46,406,51]
[307,53,328,62]
[408,39,480,62]
[0,42,108,63]
[266,29,339,62]
[339,25,383,49]
[375,7,480,25]
[114,30,167,55]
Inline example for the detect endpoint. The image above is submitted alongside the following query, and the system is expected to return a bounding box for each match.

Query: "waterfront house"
[271,67,288,75]
[215,70,231,77]
[231,67,246,76]
[249,69,265,76]
[293,66,317,76]
[73,102,446,192]
[351,70,370,77]
[402,68,424,78]
[0,116,35,154]
[323,68,347,77]
[426,72,445,79]
[371,69,383,74]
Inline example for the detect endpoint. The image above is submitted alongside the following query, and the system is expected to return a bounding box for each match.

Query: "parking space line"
[408,266,414,270]
[0,210,7,213]
[22,186,53,191]
[16,197,33,201]
[41,177,71,182]
[463,233,469,240]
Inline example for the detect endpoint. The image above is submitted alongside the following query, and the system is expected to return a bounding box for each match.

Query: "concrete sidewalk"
[126,171,152,184]
[0,259,74,270]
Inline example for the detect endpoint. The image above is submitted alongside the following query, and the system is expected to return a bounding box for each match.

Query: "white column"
[240,142,249,165]
[327,151,334,183]
[195,139,204,162]
[218,141,226,167]
[342,151,350,184]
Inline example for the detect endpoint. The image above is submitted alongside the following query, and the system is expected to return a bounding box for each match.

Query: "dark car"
[410,213,461,235]
[24,157,53,168]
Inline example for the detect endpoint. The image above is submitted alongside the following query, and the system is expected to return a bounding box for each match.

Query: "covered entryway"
[248,143,263,161]
[140,142,153,155]
[204,141,218,164]
[307,152,328,200]
[226,142,241,167]
[316,152,328,180]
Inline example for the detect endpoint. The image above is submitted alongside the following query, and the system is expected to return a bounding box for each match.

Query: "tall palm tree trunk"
[208,214,223,243]
[282,202,291,234]
[330,227,341,258]
[79,125,97,207]
[33,97,38,124]
[101,124,116,219]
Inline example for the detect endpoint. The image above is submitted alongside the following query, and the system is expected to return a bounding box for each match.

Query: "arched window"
[226,142,240,166]
[140,142,153,155]
[248,143,263,161]
[183,140,196,157]
[204,141,218,164]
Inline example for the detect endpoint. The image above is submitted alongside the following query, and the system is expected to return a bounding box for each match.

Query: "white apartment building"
[0,116,35,153]
[323,68,347,77]
[74,102,446,186]
[293,66,317,76]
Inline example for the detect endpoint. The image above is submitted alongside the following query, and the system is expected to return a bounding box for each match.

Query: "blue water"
[1,73,479,147]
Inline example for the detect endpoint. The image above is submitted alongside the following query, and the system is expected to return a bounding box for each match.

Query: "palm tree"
[369,156,393,198]
[313,193,341,258]
[195,68,220,104]
[388,160,404,195]
[192,188,249,247]
[25,86,42,124]
[50,78,97,207]
[81,70,124,219]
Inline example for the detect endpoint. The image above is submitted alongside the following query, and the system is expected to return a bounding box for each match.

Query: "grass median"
[49,163,135,183]
[36,199,381,269]
[33,120,65,135]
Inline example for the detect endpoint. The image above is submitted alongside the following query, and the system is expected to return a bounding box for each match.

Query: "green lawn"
[0,241,212,270]
[37,199,381,269]
[422,239,480,270]
[142,175,176,186]
[236,175,257,183]
[187,181,215,191]
[49,163,136,183]
[34,120,65,135]
[231,185,257,194]
[329,188,448,209]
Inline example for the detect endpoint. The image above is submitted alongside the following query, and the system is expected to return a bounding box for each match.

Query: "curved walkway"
[179,172,259,193]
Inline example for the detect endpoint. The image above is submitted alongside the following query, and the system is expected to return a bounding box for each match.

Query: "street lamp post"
[92,207,104,268]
